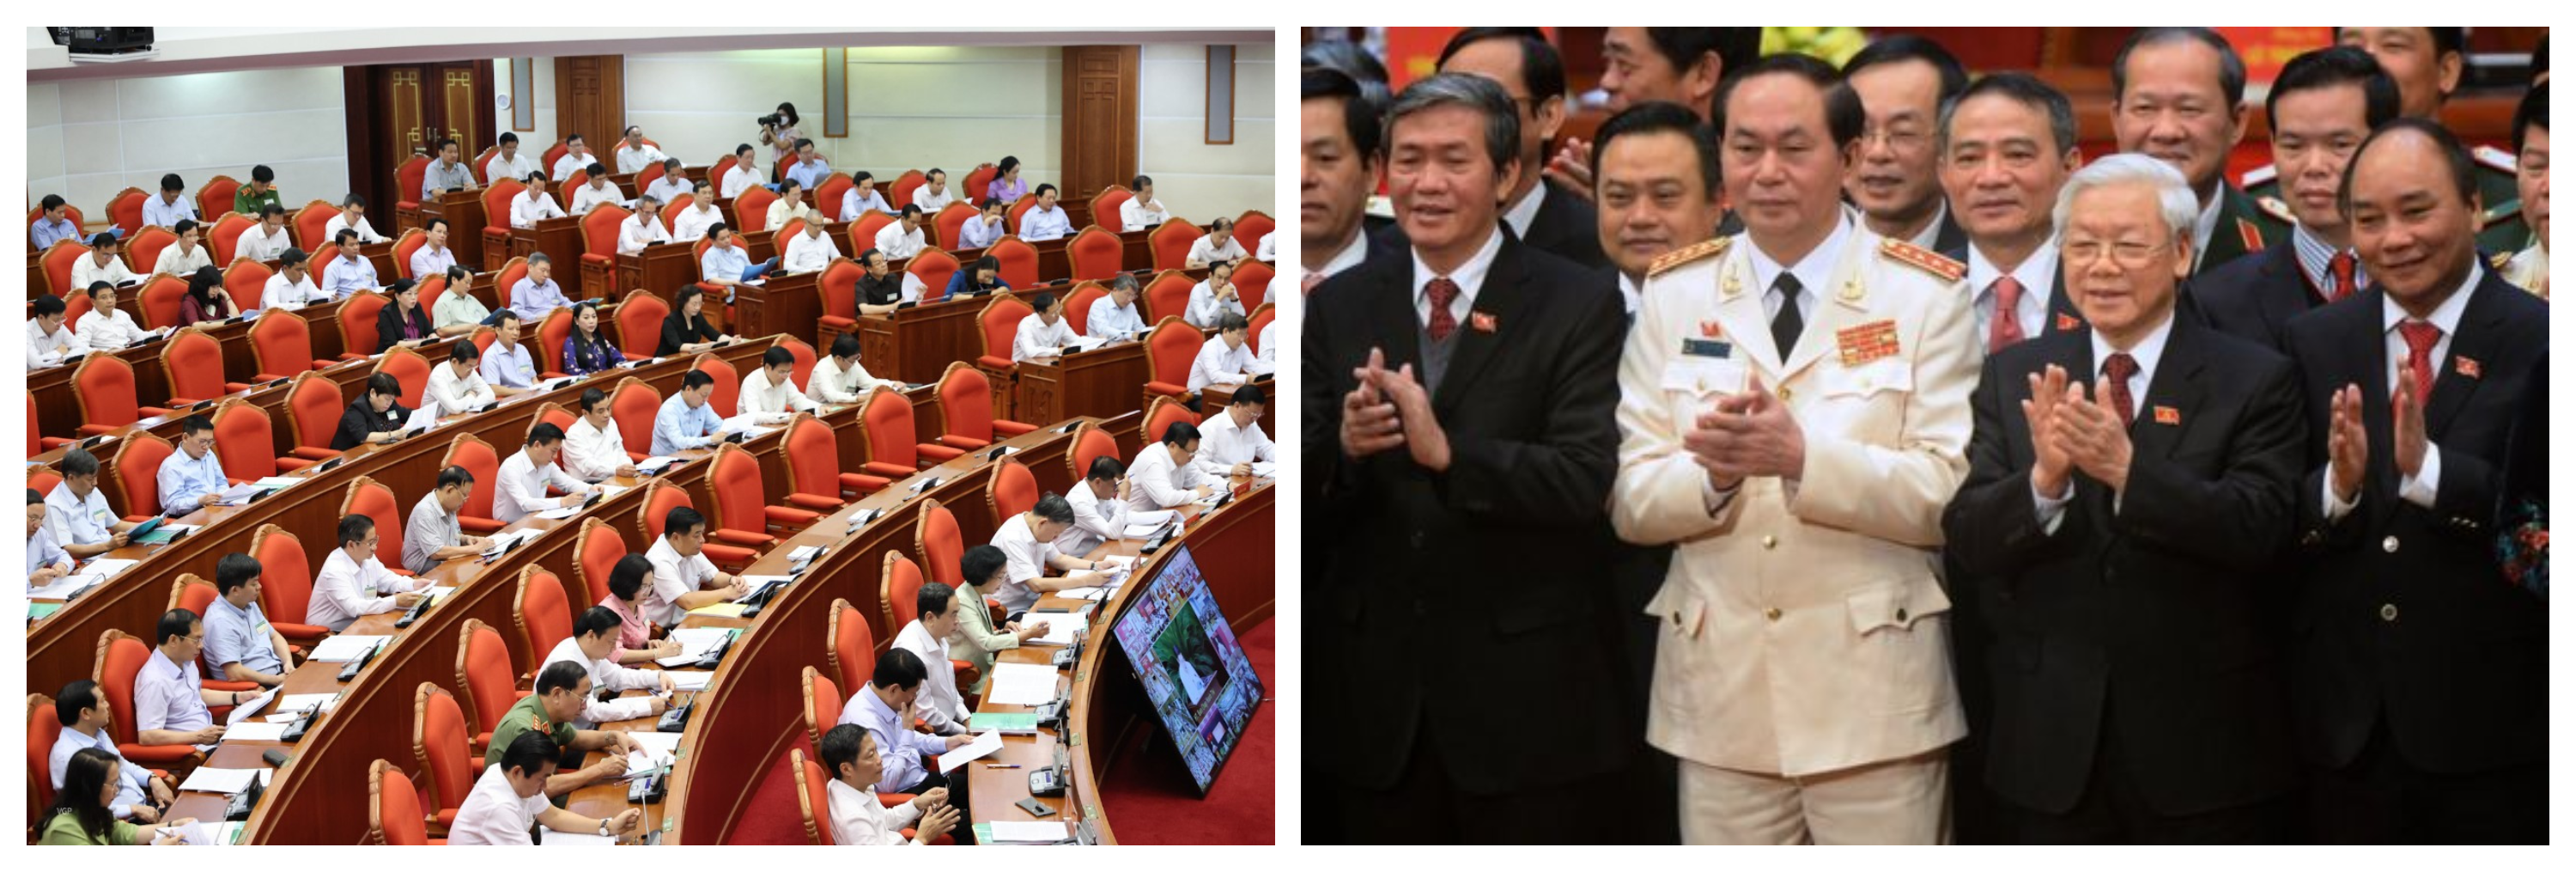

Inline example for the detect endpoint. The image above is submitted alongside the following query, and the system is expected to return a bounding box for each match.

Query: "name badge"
[1680,338,1734,359]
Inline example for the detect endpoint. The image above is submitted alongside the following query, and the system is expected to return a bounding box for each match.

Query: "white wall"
[27,67,350,221]
[1139,41,1275,224]
[491,57,558,168]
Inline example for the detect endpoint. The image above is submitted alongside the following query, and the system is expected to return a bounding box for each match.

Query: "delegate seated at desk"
[768,178,825,229]
[561,302,627,377]
[483,662,644,795]
[403,466,489,574]
[28,490,78,583]
[1185,259,1248,328]
[947,254,1009,300]
[912,168,955,213]
[651,369,727,455]
[550,135,598,183]
[451,731,643,845]
[495,423,593,524]
[720,143,765,199]
[336,373,415,450]
[136,609,256,748]
[562,387,640,482]
[854,249,907,314]
[237,205,295,263]
[781,216,843,274]
[410,219,463,284]
[155,220,215,277]
[512,174,569,229]
[426,331,498,416]
[872,204,927,260]
[838,649,977,842]
[1186,216,1249,268]
[37,747,191,844]
[621,195,674,254]
[422,137,480,198]
[428,264,487,338]
[309,514,427,631]
[542,606,677,729]
[642,507,750,624]
[505,254,574,325]
[1012,291,1079,362]
[1188,312,1255,393]
[959,198,1008,250]
[1086,274,1147,342]
[1193,383,1273,478]
[203,552,298,688]
[808,334,884,405]
[987,494,1110,618]
[76,283,155,352]
[156,415,228,515]
[569,164,625,216]
[616,126,669,174]
[1121,174,1172,231]
[644,158,695,205]
[1057,457,1133,555]
[1127,421,1218,511]
[893,582,973,735]
[1020,184,1072,241]
[487,132,539,185]
[321,230,383,300]
[821,723,960,845]
[26,295,90,369]
[49,680,175,824]
[740,345,821,423]
[674,194,724,243]
[480,311,541,395]
[325,193,391,244]
[259,248,328,312]
[70,233,139,291]
[45,448,137,558]
[841,170,892,218]
[143,174,198,230]
[603,554,683,665]
[950,546,1049,694]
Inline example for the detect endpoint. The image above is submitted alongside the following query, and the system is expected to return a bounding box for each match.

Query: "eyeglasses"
[2062,240,2174,270]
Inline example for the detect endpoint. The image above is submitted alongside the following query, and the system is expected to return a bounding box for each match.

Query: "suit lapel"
[1712,246,1781,377]
[2046,268,2087,335]
[1431,241,1525,416]
[2131,320,2207,464]
[2422,276,2506,438]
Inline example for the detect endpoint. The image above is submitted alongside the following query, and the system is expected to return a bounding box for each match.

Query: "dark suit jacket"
[2189,241,2320,353]
[1303,233,1628,796]
[2193,185,2290,277]
[376,302,435,353]
[1942,318,2306,815]
[2281,272,2549,775]
[1517,178,1607,269]
[331,398,412,450]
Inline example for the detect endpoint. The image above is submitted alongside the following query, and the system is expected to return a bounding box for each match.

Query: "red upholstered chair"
[215,399,318,477]
[489,257,530,315]
[341,477,415,576]
[39,238,88,297]
[338,288,388,360]
[538,401,575,438]
[825,598,877,693]
[197,177,239,224]
[32,397,53,454]
[1062,281,1108,337]
[248,523,332,643]
[544,142,572,175]
[635,162,667,192]
[1149,217,1206,272]
[732,186,778,233]
[890,169,927,210]
[963,163,999,204]
[92,629,204,766]
[109,432,176,521]
[439,433,511,534]
[294,199,339,249]
[284,372,349,462]
[454,619,529,753]
[393,155,430,216]
[1067,420,1119,487]
[694,352,740,417]
[972,295,1030,416]
[574,518,623,605]
[1249,302,1276,355]
[1145,395,1200,446]
[1142,315,1200,401]
[137,270,188,330]
[469,146,500,185]
[478,180,526,271]
[224,254,273,304]
[782,412,890,502]
[72,354,173,436]
[27,693,64,811]
[1090,185,1133,231]
[849,211,896,257]
[410,683,471,832]
[772,218,811,259]
[779,336,817,387]
[708,442,825,545]
[105,187,148,236]
[800,666,841,755]
[1234,259,1273,313]
[989,235,1039,290]
[617,289,671,360]
[637,479,762,568]
[880,550,927,643]
[390,228,427,280]
[65,286,100,326]
[938,362,1036,451]
[471,326,498,359]
[915,498,965,592]
[693,234,750,310]
[907,248,960,303]
[247,305,334,381]
[986,457,1038,528]
[1143,268,1196,324]
[162,326,240,404]
[1236,210,1275,255]
[372,345,434,410]
[209,212,254,266]
[578,204,631,298]
[1006,193,1038,235]
[608,376,660,459]
[126,225,176,282]
[368,759,440,845]
[1066,224,1128,282]
[856,385,964,478]
[815,258,862,349]
[534,307,574,377]
[793,747,835,845]
[815,173,855,222]
[933,200,976,249]
[513,565,574,661]
[660,192,693,233]
[31,467,64,497]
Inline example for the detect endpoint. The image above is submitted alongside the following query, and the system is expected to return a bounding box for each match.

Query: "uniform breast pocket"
[1842,578,1953,713]
[1809,358,1916,441]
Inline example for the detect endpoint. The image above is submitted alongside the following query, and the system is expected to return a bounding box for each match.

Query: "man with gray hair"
[1086,272,1147,342]
[1306,70,1629,843]
[1937,71,2090,357]
[505,252,572,322]
[618,194,671,254]
[1941,152,2305,842]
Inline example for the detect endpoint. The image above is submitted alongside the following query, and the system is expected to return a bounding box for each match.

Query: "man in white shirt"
[1256,231,1275,261]
[27,296,91,370]
[1192,384,1273,478]
[323,193,390,244]
[1020,184,1072,241]
[46,448,136,558]
[841,170,892,218]
[806,333,881,406]
[615,126,669,174]
[1186,216,1249,268]
[818,723,958,845]
[1127,421,1217,511]
[739,345,821,423]
[260,248,328,311]
[70,233,139,290]
[562,387,639,482]
[143,174,197,229]
[912,168,955,213]
[1249,320,1276,375]
[891,582,971,734]
[426,340,497,416]
[720,144,764,198]
[1185,259,1248,327]
[619,194,673,254]
[1086,273,1147,342]
[551,133,598,182]
[1056,456,1132,555]
[569,163,624,216]
[1187,312,1254,393]
[959,198,1008,249]
[1121,174,1172,231]
[494,423,593,524]
[237,205,295,262]
[986,495,1109,617]
[307,514,425,631]
[75,283,155,350]
[485,132,539,184]
[154,219,214,277]
[642,508,748,625]
[781,213,842,273]
[873,204,927,260]
[511,173,569,229]
[403,466,488,574]
[450,730,641,845]
[1012,291,1079,362]
[643,157,694,205]
[320,229,382,299]
[542,606,676,729]
[768,178,824,231]
[672,192,724,243]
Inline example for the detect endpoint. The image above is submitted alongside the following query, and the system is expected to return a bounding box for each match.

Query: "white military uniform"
[1611,225,1977,845]
[2500,244,2546,298]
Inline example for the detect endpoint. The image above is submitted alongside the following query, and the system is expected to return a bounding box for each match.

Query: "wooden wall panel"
[1060,46,1138,229]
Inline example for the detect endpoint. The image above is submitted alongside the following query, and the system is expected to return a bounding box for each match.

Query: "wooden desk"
[728,271,823,349]
[419,190,489,267]
[1200,377,1278,438]
[27,311,373,442]
[1014,339,1151,425]
[508,216,585,278]
[854,274,1189,387]
[619,241,696,304]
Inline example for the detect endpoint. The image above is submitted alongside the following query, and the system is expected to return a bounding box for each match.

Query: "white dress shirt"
[1057,480,1128,555]
[1248,322,1276,375]
[308,546,417,631]
[324,211,388,244]
[1121,197,1170,232]
[562,417,629,481]
[71,253,138,290]
[893,619,969,731]
[616,143,670,174]
[1186,334,1251,392]
[485,151,540,185]
[1192,410,1273,476]
[619,212,672,255]
[720,164,764,198]
[76,309,154,350]
[841,188,892,220]
[511,190,567,229]
[782,229,842,273]
[806,354,880,405]
[1187,234,1247,266]
[1412,228,1504,329]
[550,151,594,182]
[872,221,926,260]
[643,535,720,626]
[739,367,820,421]
[768,199,823,233]
[911,185,954,213]
[1012,313,1078,362]
[27,318,90,369]
[1126,442,1212,511]
[643,176,695,206]
[236,224,294,262]
[541,637,658,729]
[826,778,927,845]
[495,448,591,524]
[2320,264,2482,522]
[45,482,117,548]
[570,182,624,216]
[1256,231,1274,261]
[426,361,496,416]
[1019,205,1071,241]
[1086,298,1145,342]
[1185,279,1247,328]
[142,194,197,229]
[261,271,327,311]
[154,241,213,277]
[987,514,1060,615]
[447,764,553,845]
[672,204,723,242]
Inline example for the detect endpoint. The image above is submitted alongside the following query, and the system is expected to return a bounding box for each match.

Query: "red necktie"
[1989,276,2026,353]
[2101,352,2139,430]
[2397,320,2441,410]
[2329,251,2358,302]
[1425,277,1460,341]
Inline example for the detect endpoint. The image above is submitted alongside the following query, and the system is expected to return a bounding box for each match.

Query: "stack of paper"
[1067,336,1109,352]
[252,476,305,490]
[27,575,100,600]
[176,767,260,794]
[534,505,584,520]
[732,575,792,601]
[307,635,389,662]
[936,730,1004,771]
[968,711,1042,733]
[635,456,683,473]
[626,730,683,757]
[987,662,1060,705]
[273,693,337,714]
[213,484,269,506]
[1024,620,1083,647]
[223,721,290,742]
[1249,461,1277,479]
[655,628,735,667]
[665,671,714,692]
[480,528,542,557]
[223,692,275,724]
[988,821,1071,844]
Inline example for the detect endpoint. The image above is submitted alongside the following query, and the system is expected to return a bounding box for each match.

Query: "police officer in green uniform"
[484,661,642,802]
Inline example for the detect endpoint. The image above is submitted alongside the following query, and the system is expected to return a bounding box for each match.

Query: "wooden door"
[1060,46,1138,229]
[343,61,494,219]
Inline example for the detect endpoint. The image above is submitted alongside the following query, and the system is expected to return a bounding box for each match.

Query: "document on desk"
[534,505,584,520]
[537,826,617,846]
[404,404,444,433]
[1249,461,1276,479]
[656,627,735,667]
[1121,512,1176,539]
[987,662,1060,705]
[937,729,1004,772]
[625,730,683,757]
[273,692,338,714]
[222,720,290,742]
[665,671,714,692]
[307,635,390,662]
[171,820,240,845]
[223,691,275,725]
[252,476,306,490]
[988,821,1070,843]
[732,575,792,601]
[635,455,683,473]
[27,574,100,600]
[1066,335,1109,352]
[481,528,542,557]
[78,558,143,581]
[177,767,260,794]
[1024,620,1082,647]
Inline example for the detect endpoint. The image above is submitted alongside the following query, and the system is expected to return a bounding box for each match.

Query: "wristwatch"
[598,819,612,837]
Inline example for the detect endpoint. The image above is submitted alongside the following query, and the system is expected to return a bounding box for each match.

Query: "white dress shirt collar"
[1746,209,1855,310]
[1501,180,1546,241]
[2088,304,2177,396]
[2379,262,2481,339]
[1409,226,1505,330]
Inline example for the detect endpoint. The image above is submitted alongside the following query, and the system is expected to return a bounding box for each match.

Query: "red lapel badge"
[2455,356,2482,378]
[2056,313,2081,332]
[2153,406,2181,425]
[1698,319,1723,338]
[1470,310,1498,333]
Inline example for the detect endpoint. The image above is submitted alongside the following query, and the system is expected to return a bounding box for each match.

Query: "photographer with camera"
[758,102,804,168]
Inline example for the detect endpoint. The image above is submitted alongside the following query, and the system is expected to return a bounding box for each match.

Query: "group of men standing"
[1302,26,2547,845]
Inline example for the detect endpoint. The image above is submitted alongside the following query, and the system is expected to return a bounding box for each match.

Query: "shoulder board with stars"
[1649,236,1732,278]
[2488,249,2515,271]
[2257,196,2297,225]
[1878,239,1965,283]
[2473,144,2518,174]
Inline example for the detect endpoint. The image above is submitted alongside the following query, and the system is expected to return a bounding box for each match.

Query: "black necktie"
[1771,273,1805,359]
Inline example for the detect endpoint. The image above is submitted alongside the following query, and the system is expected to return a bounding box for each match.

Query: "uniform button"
[2379,603,2398,622]
[1895,607,1909,623]
[1764,607,1783,622]
[2382,535,2400,553]
[1777,387,1795,403]
[1760,534,1777,549]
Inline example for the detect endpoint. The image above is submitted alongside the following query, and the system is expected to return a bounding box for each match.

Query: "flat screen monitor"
[1109,544,1263,794]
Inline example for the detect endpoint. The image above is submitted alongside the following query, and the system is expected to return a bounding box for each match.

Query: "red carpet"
[1096,618,1275,845]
